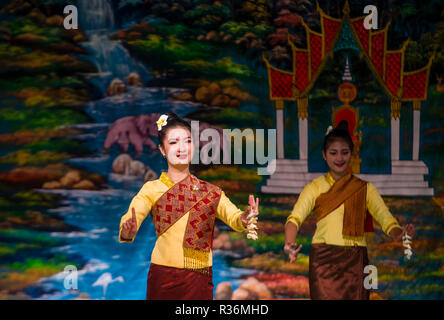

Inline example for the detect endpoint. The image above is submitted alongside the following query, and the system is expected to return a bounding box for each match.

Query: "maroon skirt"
[309,243,370,300]
[146,263,214,300]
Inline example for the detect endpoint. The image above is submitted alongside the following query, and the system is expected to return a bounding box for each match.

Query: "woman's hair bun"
[159,111,179,126]
[323,120,354,152]
[164,111,179,119]
[336,120,349,132]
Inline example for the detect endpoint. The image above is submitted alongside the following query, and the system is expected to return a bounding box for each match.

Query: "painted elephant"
[103,113,229,158]
[103,113,160,156]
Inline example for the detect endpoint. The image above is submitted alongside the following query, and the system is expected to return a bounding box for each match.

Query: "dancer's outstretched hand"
[121,207,138,240]
[284,242,303,263]
[403,223,415,239]
[392,223,415,242]
[241,194,259,228]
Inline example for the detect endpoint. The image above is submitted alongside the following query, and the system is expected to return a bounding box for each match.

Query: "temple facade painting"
[262,1,434,196]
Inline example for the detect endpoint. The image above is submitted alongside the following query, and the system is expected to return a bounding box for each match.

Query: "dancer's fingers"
[288,243,302,255]
[294,244,303,254]
[126,219,132,230]
[131,219,137,232]
[248,194,254,207]
[247,211,257,219]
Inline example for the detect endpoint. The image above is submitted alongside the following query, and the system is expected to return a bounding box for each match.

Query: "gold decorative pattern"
[413,100,421,111]
[337,82,357,105]
[390,99,402,119]
[275,99,284,110]
[297,97,308,119]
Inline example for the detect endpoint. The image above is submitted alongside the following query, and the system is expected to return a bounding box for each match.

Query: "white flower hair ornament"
[156,114,168,131]
[325,125,333,136]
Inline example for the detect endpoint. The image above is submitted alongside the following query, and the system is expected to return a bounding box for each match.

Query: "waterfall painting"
[0,0,443,300]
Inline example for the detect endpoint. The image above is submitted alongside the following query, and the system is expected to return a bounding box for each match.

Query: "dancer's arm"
[285,222,298,245]
[284,183,316,262]
[286,183,316,232]
[119,183,153,243]
[216,191,247,232]
[366,183,403,237]
[367,183,415,241]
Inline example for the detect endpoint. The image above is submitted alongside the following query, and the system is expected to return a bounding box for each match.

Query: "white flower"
[247,233,258,240]
[156,114,168,131]
[325,125,333,136]
[402,234,413,260]
[246,216,258,241]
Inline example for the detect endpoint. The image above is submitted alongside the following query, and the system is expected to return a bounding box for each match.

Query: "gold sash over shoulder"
[313,173,371,244]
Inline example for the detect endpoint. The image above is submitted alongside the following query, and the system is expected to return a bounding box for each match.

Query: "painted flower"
[156,114,168,131]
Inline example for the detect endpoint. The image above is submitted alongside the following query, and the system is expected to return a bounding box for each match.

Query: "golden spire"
[343,0,350,16]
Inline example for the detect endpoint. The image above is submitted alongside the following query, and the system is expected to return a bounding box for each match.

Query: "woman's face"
[159,127,194,166]
[322,139,352,178]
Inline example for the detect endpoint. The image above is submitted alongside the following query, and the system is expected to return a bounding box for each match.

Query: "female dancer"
[284,120,414,300]
[119,112,259,300]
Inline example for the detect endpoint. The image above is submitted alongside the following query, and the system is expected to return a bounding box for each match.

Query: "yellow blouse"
[286,172,402,247]
[119,172,246,268]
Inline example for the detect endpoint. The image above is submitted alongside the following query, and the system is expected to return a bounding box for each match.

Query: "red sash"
[151,174,221,274]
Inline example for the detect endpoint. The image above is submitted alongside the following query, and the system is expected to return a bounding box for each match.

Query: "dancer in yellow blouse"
[119,112,259,300]
[284,120,415,300]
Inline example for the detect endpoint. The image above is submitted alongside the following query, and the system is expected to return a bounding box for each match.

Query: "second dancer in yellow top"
[284,120,415,300]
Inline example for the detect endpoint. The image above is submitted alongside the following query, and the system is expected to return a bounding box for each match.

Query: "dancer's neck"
[167,165,190,183]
